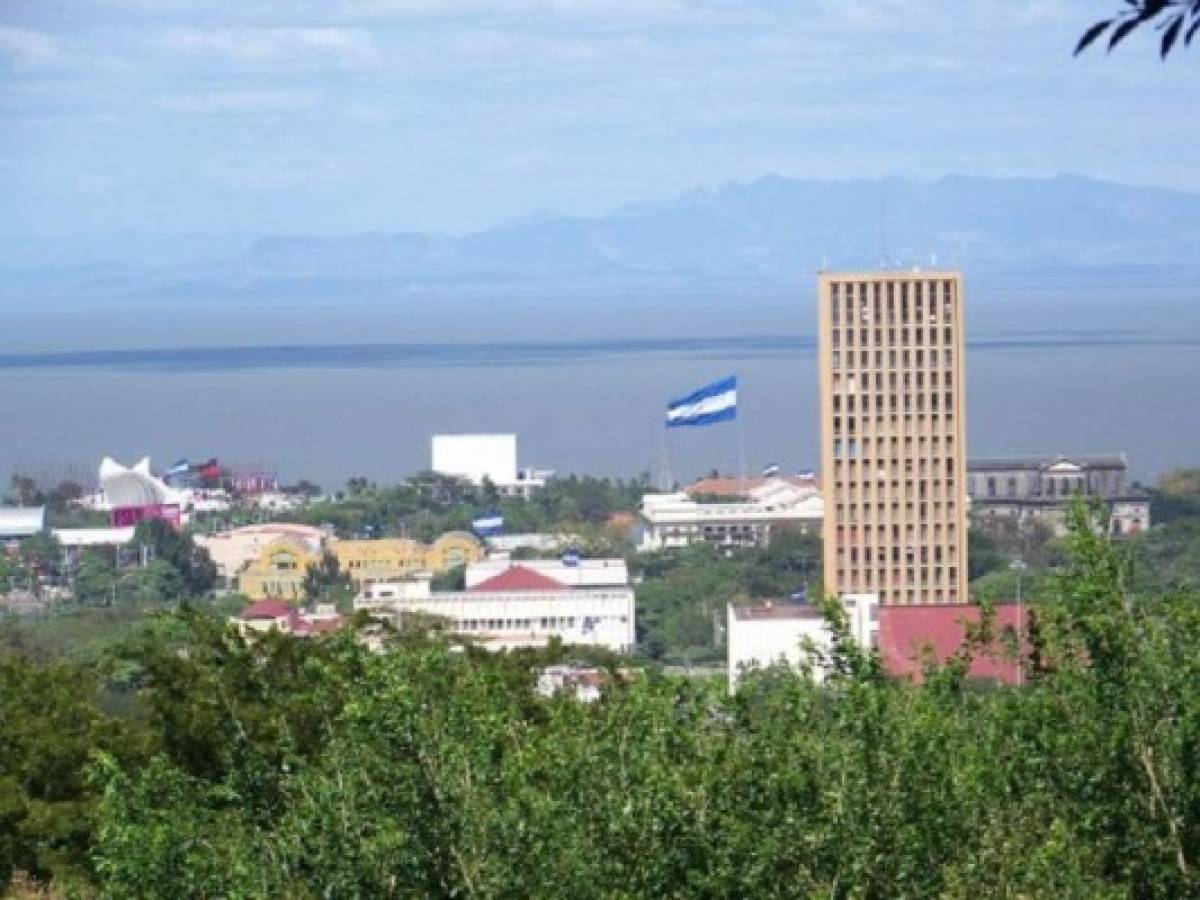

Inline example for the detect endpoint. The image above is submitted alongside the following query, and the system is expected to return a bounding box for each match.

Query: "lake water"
[1,281,1197,489]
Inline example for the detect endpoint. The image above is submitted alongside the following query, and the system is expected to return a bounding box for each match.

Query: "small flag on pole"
[472,511,504,537]
[666,375,738,428]
[762,463,781,477]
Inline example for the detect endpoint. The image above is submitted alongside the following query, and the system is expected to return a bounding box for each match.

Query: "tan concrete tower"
[818,271,968,605]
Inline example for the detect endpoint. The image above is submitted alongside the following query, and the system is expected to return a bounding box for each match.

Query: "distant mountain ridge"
[4,173,1199,304]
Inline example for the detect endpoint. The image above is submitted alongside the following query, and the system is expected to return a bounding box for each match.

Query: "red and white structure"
[356,560,635,653]
[233,600,344,638]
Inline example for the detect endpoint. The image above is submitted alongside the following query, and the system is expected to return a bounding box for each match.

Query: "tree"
[302,551,351,604]
[73,551,117,605]
[1076,1,1200,58]
[129,520,216,597]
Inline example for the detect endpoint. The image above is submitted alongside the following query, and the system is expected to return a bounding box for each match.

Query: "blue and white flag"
[666,375,738,428]
[472,512,504,537]
[167,459,190,476]
[790,585,808,603]
[762,463,781,477]
[562,549,580,567]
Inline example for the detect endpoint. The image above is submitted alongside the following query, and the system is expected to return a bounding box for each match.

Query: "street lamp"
[1010,558,1028,687]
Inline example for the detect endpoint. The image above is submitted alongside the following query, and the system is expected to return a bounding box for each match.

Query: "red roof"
[240,599,293,620]
[291,614,344,636]
[470,565,566,593]
[878,603,1028,684]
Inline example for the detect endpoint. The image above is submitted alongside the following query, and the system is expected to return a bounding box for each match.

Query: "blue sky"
[1,0,1196,236]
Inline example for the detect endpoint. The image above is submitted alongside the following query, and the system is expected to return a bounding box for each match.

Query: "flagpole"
[736,371,746,489]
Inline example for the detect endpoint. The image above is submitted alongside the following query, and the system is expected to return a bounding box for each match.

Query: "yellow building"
[237,539,322,602]
[331,532,484,586]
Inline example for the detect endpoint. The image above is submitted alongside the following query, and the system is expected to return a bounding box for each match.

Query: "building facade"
[638,477,823,551]
[727,593,879,692]
[237,540,321,601]
[196,523,326,583]
[330,532,484,586]
[431,433,553,498]
[355,562,635,653]
[967,454,1150,535]
[818,271,969,605]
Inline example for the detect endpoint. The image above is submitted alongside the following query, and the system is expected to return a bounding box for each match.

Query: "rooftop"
[730,601,824,621]
[968,454,1127,471]
[240,599,293,620]
[470,565,567,593]
[686,474,818,498]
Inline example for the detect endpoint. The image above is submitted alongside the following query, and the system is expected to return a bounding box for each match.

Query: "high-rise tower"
[818,271,968,605]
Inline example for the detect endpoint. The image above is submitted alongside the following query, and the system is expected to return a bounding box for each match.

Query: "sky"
[1,0,1197,237]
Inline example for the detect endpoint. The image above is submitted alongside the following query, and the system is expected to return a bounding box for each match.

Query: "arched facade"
[237,539,320,601]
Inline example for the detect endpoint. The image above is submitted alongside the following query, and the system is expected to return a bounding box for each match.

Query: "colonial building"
[196,523,326,583]
[330,532,483,586]
[237,540,321,601]
[638,477,823,551]
[355,561,635,653]
[967,454,1150,535]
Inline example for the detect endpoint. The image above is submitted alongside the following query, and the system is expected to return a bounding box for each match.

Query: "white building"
[53,527,136,549]
[639,477,824,551]
[0,507,46,540]
[465,556,630,590]
[727,593,878,692]
[431,434,552,498]
[355,562,635,653]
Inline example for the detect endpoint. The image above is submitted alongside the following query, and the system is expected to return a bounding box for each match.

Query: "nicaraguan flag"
[666,375,737,428]
[168,459,190,476]
[790,585,808,603]
[472,512,504,537]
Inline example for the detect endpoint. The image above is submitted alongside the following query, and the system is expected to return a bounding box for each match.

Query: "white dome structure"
[98,456,177,509]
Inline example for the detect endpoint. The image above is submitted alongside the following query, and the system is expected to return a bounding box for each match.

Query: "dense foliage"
[2,504,1199,896]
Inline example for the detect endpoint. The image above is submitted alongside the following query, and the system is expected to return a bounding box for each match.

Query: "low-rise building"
[0,507,46,540]
[967,453,1150,535]
[330,532,483,586]
[639,476,823,551]
[465,556,629,589]
[196,523,326,584]
[233,600,343,638]
[355,562,635,653]
[727,593,878,692]
[237,540,322,601]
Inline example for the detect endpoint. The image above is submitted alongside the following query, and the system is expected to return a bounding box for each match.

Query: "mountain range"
[4,173,1199,305]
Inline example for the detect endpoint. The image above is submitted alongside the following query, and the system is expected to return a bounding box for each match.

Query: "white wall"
[431,434,519,486]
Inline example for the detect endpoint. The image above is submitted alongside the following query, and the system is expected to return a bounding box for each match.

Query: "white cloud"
[0,27,65,68]
[157,28,380,68]
[157,90,319,114]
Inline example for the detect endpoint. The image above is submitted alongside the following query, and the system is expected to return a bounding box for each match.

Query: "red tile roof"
[240,599,293,620]
[470,565,566,593]
[878,603,1028,684]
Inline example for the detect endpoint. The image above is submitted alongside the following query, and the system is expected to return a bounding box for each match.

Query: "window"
[987,477,997,497]
[1007,477,1017,497]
